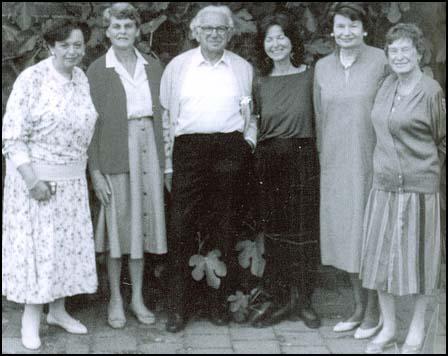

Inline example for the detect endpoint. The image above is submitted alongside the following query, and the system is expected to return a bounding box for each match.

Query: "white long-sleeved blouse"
[2,57,98,168]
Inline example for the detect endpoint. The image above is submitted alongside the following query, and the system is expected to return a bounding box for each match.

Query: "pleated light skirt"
[360,189,442,296]
[94,118,167,259]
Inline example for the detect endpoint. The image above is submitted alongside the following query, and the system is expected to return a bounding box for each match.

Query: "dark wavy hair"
[43,19,90,47]
[385,23,425,60]
[327,2,369,33]
[257,13,304,77]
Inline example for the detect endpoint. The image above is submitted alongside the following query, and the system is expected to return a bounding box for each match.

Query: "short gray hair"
[189,5,235,33]
[103,2,141,28]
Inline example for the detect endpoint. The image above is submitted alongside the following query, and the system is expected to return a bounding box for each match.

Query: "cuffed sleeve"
[2,69,33,167]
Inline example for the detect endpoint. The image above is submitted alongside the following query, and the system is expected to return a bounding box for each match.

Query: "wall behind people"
[2,2,446,224]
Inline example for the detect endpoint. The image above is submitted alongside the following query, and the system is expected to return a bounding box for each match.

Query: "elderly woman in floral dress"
[2,20,98,350]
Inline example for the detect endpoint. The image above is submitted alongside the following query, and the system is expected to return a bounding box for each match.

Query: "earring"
[363,32,368,37]
[330,33,335,37]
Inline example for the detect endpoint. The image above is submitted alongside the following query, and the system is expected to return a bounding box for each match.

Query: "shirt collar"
[45,57,79,85]
[192,46,230,67]
[105,47,148,69]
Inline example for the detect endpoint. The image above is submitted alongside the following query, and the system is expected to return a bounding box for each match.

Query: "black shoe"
[296,306,321,329]
[166,312,186,333]
[247,301,273,325]
[209,308,230,326]
[254,302,292,328]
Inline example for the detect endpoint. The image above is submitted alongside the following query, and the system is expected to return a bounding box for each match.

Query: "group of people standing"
[2,2,445,354]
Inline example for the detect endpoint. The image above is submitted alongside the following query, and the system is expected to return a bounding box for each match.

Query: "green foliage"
[189,249,227,289]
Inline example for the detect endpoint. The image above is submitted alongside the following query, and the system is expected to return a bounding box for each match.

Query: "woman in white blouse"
[87,3,167,329]
[2,20,98,350]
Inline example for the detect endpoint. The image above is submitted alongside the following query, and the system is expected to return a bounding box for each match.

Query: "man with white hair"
[160,5,257,332]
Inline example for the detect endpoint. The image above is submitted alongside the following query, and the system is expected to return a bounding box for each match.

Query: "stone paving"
[2,265,446,354]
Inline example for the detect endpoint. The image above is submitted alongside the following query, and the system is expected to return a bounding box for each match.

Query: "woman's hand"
[91,171,111,206]
[30,181,52,201]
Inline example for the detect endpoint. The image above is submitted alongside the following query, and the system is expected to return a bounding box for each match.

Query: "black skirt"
[254,138,320,300]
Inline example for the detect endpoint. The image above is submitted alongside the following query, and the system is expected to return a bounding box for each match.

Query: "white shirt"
[105,47,153,119]
[176,48,243,136]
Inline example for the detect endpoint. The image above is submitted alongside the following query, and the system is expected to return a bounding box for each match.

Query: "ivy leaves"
[189,249,227,289]
[236,233,266,278]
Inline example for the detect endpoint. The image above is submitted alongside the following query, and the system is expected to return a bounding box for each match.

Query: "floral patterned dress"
[2,58,98,304]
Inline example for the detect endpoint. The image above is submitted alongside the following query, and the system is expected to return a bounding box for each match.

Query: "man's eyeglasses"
[199,26,229,35]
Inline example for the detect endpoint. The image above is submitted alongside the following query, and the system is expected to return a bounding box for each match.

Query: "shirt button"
[143,192,147,196]
[143,150,147,154]
[141,128,145,131]
[143,171,147,175]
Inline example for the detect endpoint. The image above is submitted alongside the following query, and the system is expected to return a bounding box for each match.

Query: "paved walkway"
[2,266,446,354]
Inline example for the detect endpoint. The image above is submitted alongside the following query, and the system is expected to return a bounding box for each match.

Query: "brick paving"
[2,265,446,354]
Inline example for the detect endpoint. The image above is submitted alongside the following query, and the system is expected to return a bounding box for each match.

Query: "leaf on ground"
[189,249,227,289]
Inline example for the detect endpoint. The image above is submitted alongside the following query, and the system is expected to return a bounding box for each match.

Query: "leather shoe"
[254,302,291,328]
[296,306,321,329]
[130,306,155,325]
[166,312,186,333]
[354,316,383,339]
[333,320,361,332]
[401,342,424,354]
[47,313,87,334]
[248,301,273,325]
[365,337,397,354]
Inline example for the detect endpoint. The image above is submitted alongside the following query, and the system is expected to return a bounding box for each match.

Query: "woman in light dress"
[2,20,98,350]
[87,2,167,329]
[314,2,388,338]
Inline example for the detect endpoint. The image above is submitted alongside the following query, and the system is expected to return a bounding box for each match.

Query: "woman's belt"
[32,161,87,181]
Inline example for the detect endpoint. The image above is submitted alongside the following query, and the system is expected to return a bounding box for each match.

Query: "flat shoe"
[21,328,41,350]
[333,320,361,332]
[354,316,383,339]
[47,313,87,334]
[107,315,126,329]
[130,307,155,325]
[365,338,397,354]
[401,342,423,354]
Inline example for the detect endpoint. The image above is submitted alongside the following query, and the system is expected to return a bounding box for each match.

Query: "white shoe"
[47,313,88,334]
[333,320,361,332]
[21,328,41,350]
[354,316,383,339]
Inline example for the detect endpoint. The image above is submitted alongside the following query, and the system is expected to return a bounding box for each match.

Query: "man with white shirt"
[160,5,257,333]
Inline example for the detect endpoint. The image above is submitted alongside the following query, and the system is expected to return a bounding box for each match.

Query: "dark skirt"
[254,138,320,302]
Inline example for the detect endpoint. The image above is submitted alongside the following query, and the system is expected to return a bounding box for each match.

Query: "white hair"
[189,5,235,32]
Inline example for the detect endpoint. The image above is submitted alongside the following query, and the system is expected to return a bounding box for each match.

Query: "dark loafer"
[248,301,273,325]
[166,312,186,333]
[297,306,321,329]
[254,302,292,327]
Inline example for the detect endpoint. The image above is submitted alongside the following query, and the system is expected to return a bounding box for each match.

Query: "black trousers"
[254,138,320,306]
[166,132,252,315]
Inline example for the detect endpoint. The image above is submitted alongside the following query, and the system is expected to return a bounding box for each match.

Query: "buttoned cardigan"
[371,74,446,193]
[87,53,165,174]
